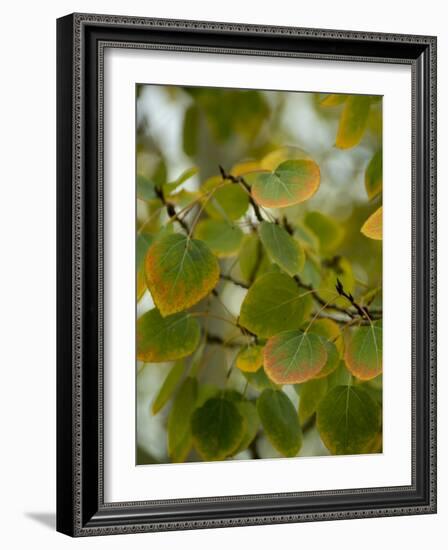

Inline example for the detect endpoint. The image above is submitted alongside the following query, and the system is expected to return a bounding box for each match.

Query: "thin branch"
[293,275,355,318]
[220,274,249,289]
[205,333,242,348]
[335,278,370,320]
[219,165,264,222]
[154,186,190,233]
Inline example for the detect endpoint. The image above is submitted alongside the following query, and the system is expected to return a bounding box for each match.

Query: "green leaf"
[239,272,312,338]
[259,222,305,276]
[257,389,302,457]
[137,308,201,362]
[365,150,382,200]
[194,219,243,258]
[137,175,157,201]
[336,95,371,149]
[317,385,381,454]
[202,176,249,221]
[247,159,320,208]
[298,377,328,423]
[361,206,382,240]
[145,233,220,316]
[152,361,185,414]
[304,211,344,253]
[236,345,264,373]
[191,396,245,460]
[163,166,198,195]
[344,323,382,380]
[264,331,328,384]
[168,377,198,462]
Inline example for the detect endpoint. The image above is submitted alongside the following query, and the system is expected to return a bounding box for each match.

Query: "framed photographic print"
[56,13,437,536]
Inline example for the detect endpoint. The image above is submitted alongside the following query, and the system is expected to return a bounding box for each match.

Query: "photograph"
[135,85,383,465]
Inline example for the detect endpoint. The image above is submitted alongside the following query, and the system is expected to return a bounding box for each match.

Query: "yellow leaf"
[361,207,382,240]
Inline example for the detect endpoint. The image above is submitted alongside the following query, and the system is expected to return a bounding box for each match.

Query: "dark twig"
[154,186,190,233]
[335,278,370,320]
[293,275,356,318]
[205,333,242,348]
[220,274,249,289]
[219,165,264,222]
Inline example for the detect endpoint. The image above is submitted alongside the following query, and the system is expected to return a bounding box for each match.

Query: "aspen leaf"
[361,206,382,240]
[257,389,302,457]
[344,322,382,380]
[145,233,220,316]
[365,150,382,200]
[194,219,243,257]
[264,331,327,385]
[317,385,381,454]
[137,308,201,362]
[202,175,249,220]
[236,345,264,373]
[247,159,320,208]
[191,397,245,460]
[336,95,371,149]
[239,272,312,338]
[259,221,305,276]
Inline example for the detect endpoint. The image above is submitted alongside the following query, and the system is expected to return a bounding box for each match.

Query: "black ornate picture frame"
[56,13,437,537]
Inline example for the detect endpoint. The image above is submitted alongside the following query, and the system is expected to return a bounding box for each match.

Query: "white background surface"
[0,0,445,548]
[105,49,412,501]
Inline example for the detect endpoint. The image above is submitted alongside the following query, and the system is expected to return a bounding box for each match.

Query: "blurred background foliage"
[136,84,382,464]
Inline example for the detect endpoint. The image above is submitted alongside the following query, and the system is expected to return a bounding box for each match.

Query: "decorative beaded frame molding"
[56,13,437,537]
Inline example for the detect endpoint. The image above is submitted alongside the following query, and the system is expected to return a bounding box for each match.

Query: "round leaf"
[248,159,320,208]
[264,330,327,385]
[239,272,312,338]
[202,176,249,220]
[335,95,371,149]
[259,222,305,276]
[317,385,381,454]
[194,219,243,257]
[361,206,382,240]
[257,389,302,457]
[344,323,382,380]
[145,233,220,316]
[137,308,201,362]
[365,150,382,200]
[236,345,264,373]
[191,397,245,460]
